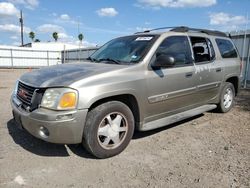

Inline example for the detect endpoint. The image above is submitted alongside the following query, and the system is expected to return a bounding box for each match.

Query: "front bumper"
[11,95,88,144]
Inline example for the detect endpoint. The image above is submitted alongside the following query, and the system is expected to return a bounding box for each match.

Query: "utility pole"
[77,17,80,61]
[19,10,24,46]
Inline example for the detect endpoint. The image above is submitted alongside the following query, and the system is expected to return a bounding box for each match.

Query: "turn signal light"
[58,92,77,109]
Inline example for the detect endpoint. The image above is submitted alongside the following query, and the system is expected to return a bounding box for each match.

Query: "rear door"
[189,36,223,104]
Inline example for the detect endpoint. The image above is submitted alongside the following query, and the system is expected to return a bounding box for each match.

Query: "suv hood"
[20,62,127,88]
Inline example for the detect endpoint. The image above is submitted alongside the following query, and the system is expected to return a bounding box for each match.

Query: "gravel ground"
[0,69,249,188]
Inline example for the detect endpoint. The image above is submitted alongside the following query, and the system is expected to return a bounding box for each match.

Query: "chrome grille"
[17,81,36,106]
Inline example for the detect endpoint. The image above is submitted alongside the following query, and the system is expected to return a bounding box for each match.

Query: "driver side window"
[156,36,193,67]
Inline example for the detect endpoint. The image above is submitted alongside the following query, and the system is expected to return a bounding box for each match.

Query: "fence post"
[47,51,49,66]
[10,48,14,68]
[63,45,66,64]
[244,39,250,88]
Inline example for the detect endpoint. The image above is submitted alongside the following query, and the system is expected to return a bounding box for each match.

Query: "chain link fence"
[0,47,98,68]
[62,47,98,64]
[0,47,62,68]
[231,30,250,88]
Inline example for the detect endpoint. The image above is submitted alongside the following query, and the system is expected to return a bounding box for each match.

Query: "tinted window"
[156,36,193,66]
[190,37,214,63]
[215,39,238,58]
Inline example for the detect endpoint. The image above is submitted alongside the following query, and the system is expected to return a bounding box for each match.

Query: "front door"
[145,35,197,122]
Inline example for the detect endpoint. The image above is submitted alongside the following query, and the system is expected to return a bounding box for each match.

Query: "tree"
[77,33,84,61]
[52,32,58,42]
[78,33,84,44]
[29,31,35,42]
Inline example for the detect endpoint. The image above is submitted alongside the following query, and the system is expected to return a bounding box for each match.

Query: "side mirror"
[152,53,175,68]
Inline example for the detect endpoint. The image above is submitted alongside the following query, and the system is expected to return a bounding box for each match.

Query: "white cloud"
[137,0,216,8]
[96,7,118,17]
[57,32,75,42]
[58,32,69,39]
[82,40,98,47]
[10,35,18,40]
[0,2,19,17]
[53,14,78,25]
[0,24,30,34]
[37,24,65,33]
[56,32,97,47]
[7,0,39,9]
[59,14,70,21]
[210,12,248,26]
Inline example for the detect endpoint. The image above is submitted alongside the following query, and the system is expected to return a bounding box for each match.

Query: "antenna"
[19,10,24,46]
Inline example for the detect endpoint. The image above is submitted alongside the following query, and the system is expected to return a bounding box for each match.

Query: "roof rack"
[135,26,227,37]
[135,26,176,34]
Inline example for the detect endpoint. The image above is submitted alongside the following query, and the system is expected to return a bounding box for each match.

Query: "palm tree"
[29,31,35,42]
[52,32,58,42]
[78,33,84,45]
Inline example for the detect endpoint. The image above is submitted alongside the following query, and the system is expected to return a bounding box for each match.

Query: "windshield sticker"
[135,37,153,41]
[131,55,137,59]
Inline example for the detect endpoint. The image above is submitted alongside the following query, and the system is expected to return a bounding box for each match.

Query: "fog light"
[39,126,49,138]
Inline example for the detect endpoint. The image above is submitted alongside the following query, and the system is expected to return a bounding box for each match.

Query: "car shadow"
[7,119,95,159]
[235,89,250,111]
[133,114,203,139]
[67,144,95,159]
[7,114,203,158]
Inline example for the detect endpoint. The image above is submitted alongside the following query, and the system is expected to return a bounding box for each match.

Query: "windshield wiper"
[86,57,97,62]
[97,58,121,64]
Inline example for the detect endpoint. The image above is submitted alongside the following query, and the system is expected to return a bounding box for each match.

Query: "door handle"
[216,68,222,72]
[185,72,193,78]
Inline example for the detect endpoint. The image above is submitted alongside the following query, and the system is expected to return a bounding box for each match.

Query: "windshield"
[89,35,157,64]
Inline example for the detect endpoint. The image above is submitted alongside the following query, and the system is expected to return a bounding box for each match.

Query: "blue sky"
[0,0,249,47]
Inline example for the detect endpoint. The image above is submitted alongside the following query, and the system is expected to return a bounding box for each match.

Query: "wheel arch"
[88,94,141,128]
[225,76,239,96]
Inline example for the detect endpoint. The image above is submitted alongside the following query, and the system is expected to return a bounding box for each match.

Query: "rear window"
[215,39,238,58]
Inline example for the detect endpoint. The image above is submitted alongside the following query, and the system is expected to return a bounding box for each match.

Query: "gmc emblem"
[18,89,28,99]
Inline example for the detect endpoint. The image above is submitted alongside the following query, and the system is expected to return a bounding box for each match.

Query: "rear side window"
[215,39,238,58]
[190,37,215,63]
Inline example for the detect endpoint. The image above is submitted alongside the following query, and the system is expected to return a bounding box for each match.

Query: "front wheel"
[82,101,135,158]
[216,82,235,113]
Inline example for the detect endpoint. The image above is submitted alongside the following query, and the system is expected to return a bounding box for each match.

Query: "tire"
[216,82,235,113]
[82,101,135,158]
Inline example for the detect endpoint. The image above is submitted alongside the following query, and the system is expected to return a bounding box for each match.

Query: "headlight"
[41,88,78,110]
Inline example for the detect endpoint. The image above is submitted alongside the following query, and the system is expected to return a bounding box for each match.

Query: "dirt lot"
[0,69,249,188]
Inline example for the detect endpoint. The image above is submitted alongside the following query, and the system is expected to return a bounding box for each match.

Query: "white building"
[22,42,79,51]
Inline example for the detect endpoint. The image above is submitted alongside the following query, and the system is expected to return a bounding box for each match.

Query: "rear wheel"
[217,82,235,113]
[82,101,134,158]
